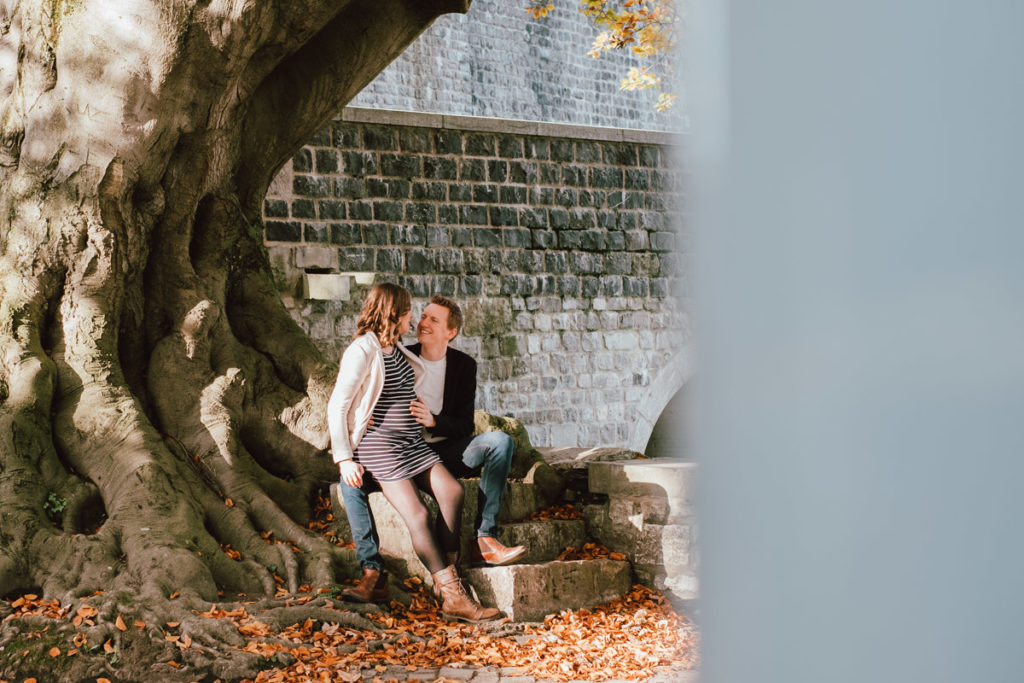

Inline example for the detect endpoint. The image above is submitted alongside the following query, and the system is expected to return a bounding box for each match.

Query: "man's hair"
[355,282,411,346]
[430,294,463,336]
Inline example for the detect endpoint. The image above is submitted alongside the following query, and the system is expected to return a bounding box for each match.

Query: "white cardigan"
[326,333,425,464]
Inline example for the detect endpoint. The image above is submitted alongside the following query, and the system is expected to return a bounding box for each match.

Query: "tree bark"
[0,0,469,669]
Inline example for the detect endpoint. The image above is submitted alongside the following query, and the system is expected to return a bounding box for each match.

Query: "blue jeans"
[340,430,515,570]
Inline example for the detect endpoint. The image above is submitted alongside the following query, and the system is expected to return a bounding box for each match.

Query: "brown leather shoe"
[471,536,527,566]
[432,565,502,623]
[341,568,389,603]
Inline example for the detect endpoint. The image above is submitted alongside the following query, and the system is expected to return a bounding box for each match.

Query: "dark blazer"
[406,342,477,442]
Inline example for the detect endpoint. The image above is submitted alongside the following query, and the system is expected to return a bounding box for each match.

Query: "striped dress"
[354,348,440,482]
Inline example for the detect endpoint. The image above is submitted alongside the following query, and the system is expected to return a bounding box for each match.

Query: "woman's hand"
[339,459,364,488]
[410,397,436,428]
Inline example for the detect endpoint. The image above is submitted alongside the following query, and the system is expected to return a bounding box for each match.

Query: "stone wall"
[264,108,688,449]
[350,0,681,133]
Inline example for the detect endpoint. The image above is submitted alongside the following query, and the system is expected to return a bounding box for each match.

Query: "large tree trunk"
[0,0,468,669]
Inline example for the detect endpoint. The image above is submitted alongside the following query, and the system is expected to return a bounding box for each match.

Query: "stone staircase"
[329,476,632,622]
[328,447,696,621]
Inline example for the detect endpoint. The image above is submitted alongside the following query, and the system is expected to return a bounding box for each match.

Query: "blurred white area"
[685,2,1024,681]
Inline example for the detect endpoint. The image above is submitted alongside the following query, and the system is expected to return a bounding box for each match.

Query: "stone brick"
[265,221,301,242]
[486,159,508,182]
[603,142,638,166]
[331,121,359,148]
[568,209,597,230]
[452,228,475,249]
[550,138,573,162]
[362,223,388,245]
[423,156,457,180]
[303,222,328,242]
[437,204,459,225]
[580,229,606,250]
[601,276,623,296]
[338,247,374,270]
[590,166,624,189]
[578,189,606,208]
[372,201,403,221]
[459,204,488,225]
[330,224,361,245]
[561,165,586,186]
[433,129,462,154]
[307,125,331,146]
[625,168,650,190]
[554,187,577,207]
[605,252,633,275]
[606,230,626,250]
[500,185,527,204]
[639,144,661,167]
[411,181,446,201]
[380,153,420,178]
[405,202,436,224]
[581,277,600,297]
[575,140,601,163]
[617,212,638,230]
[291,198,315,218]
[292,148,312,172]
[474,228,502,247]
[264,199,288,218]
[435,248,463,273]
[459,275,483,295]
[459,158,486,182]
[498,135,524,158]
[524,136,550,159]
[399,127,431,153]
[558,231,581,249]
[548,208,569,229]
[293,174,332,197]
[509,160,539,184]
[348,201,372,220]
[405,248,434,274]
[318,200,345,220]
[389,225,425,245]
[651,231,677,251]
[333,177,364,199]
[557,275,580,296]
[315,149,338,173]
[532,229,556,249]
[505,228,532,248]
[473,184,499,203]
[465,133,495,156]
[362,126,397,150]
[448,184,472,202]
[539,163,560,184]
[489,206,518,227]
[625,229,649,250]
[375,248,402,271]
[623,277,649,296]
[341,151,377,177]
[519,207,546,228]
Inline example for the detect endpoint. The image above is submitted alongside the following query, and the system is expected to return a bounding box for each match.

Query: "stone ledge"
[338,107,680,146]
[588,459,695,501]
[496,519,585,564]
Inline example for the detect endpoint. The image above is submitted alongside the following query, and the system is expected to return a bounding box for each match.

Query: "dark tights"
[378,463,464,574]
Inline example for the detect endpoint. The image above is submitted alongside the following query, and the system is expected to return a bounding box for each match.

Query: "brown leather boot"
[431,565,502,623]
[341,568,389,603]
[471,536,527,566]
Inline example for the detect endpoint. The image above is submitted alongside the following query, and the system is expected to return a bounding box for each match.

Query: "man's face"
[417,303,457,345]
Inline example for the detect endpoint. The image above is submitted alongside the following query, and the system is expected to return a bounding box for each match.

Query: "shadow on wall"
[645,384,688,459]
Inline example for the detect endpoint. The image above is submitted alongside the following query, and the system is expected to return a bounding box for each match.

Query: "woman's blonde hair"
[354,282,411,347]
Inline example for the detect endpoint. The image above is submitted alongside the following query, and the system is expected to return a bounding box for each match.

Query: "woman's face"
[396,309,413,336]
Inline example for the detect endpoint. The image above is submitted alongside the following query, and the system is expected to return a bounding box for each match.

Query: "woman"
[327,282,499,623]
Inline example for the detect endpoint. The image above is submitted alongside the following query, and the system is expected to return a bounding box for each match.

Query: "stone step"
[496,519,585,564]
[588,458,695,504]
[463,558,632,622]
[330,482,573,575]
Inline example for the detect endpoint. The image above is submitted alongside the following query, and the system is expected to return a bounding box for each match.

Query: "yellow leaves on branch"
[527,0,679,111]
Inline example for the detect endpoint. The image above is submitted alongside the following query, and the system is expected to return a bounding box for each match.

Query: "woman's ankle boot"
[431,565,501,623]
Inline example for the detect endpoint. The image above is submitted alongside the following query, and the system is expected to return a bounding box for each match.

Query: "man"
[339,295,527,603]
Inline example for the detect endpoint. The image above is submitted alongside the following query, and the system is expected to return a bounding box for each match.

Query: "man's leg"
[338,475,389,602]
[458,431,515,538]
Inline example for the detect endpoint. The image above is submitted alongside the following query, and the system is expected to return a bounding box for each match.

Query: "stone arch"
[628,345,695,453]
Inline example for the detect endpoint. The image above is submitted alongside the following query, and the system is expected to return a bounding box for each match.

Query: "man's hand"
[410,397,436,428]
[339,459,364,488]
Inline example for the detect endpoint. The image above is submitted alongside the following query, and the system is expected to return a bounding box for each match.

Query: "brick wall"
[264,108,688,449]
[350,0,681,133]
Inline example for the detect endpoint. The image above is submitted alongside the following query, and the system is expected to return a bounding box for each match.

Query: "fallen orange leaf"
[115,615,127,631]
[48,647,60,657]
[103,639,114,654]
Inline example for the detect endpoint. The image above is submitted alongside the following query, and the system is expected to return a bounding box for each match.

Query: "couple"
[327,283,527,623]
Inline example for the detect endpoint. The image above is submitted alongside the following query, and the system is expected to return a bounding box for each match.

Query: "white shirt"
[419,355,447,443]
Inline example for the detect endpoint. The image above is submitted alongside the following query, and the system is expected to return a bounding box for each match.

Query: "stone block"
[588,459,695,503]
[464,559,631,622]
[497,520,585,564]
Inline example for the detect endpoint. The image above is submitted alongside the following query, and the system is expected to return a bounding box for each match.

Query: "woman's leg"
[378,478,446,574]
[414,463,465,556]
